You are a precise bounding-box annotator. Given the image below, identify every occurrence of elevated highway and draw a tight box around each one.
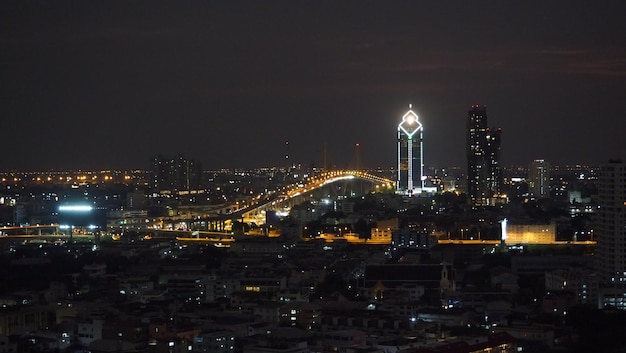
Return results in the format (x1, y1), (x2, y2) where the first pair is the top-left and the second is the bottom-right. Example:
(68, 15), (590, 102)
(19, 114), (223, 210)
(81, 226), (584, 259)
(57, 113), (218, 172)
(169, 169), (395, 231)
(231, 169), (395, 219)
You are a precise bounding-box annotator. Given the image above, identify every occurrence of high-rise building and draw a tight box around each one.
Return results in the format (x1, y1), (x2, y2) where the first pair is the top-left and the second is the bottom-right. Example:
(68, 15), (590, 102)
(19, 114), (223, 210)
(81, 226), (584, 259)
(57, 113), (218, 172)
(149, 154), (203, 193)
(596, 159), (626, 308)
(528, 159), (551, 198)
(397, 105), (424, 195)
(466, 105), (503, 206)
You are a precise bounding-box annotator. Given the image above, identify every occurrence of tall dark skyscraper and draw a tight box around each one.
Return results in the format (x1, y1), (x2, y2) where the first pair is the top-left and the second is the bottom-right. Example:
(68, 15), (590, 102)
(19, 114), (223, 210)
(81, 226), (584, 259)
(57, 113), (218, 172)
(596, 159), (626, 308)
(528, 159), (551, 198)
(466, 105), (502, 206)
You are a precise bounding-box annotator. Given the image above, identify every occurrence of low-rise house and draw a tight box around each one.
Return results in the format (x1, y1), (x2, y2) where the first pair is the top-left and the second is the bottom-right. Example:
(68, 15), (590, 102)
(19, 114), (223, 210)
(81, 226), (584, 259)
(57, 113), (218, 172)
(0, 305), (54, 336)
(242, 327), (314, 353)
(278, 302), (321, 330)
(76, 318), (104, 346)
(253, 302), (282, 325)
(544, 267), (598, 305)
(541, 291), (577, 316)
(193, 330), (236, 353)
(322, 329), (367, 353)
(416, 307), (477, 327)
(362, 263), (455, 302)
(489, 266), (519, 293)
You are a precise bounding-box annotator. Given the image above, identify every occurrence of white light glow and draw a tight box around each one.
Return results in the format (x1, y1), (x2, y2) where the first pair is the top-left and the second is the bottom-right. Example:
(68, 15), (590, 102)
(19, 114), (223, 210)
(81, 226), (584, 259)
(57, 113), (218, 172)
(398, 109), (423, 138)
(59, 205), (93, 212)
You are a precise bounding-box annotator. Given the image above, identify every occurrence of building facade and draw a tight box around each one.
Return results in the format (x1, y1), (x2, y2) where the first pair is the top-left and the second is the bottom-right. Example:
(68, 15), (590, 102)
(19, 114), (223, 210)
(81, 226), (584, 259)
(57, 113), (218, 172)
(504, 222), (556, 244)
(149, 154), (203, 193)
(466, 105), (502, 206)
(596, 159), (626, 308)
(397, 105), (424, 195)
(528, 159), (551, 198)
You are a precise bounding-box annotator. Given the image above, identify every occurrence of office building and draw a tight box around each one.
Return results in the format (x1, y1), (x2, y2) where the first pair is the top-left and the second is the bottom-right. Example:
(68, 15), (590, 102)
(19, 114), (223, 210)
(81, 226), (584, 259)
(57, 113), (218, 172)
(596, 159), (626, 308)
(149, 154), (203, 193)
(528, 159), (551, 198)
(466, 105), (502, 206)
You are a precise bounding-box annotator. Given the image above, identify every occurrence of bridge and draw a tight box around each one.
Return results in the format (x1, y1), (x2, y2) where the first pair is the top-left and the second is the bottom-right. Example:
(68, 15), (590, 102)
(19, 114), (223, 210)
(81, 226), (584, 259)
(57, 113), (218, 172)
(285, 170), (394, 198)
(172, 169), (395, 232)
(0, 224), (63, 236)
(168, 170), (394, 242)
(214, 170), (394, 223)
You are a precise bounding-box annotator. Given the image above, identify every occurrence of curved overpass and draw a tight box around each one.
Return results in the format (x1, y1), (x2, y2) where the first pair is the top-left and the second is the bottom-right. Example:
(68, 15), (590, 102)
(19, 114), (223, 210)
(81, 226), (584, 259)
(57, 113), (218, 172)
(152, 170), (395, 233)
(285, 170), (394, 198)
(235, 170), (395, 218)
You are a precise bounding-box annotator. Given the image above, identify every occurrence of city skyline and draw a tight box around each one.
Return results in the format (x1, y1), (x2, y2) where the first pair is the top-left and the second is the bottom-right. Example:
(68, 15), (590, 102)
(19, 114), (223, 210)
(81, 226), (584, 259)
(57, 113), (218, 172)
(2, 1), (626, 171)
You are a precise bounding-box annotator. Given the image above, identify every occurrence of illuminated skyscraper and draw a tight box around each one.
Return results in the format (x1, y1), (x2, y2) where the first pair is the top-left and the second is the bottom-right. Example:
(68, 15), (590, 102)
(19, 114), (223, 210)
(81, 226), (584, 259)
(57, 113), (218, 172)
(528, 159), (551, 198)
(397, 105), (424, 195)
(466, 105), (502, 206)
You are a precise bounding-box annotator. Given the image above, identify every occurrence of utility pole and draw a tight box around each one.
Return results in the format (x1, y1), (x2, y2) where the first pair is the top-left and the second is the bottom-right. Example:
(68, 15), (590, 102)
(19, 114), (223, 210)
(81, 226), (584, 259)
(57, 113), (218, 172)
(356, 142), (363, 195)
(323, 142), (327, 171)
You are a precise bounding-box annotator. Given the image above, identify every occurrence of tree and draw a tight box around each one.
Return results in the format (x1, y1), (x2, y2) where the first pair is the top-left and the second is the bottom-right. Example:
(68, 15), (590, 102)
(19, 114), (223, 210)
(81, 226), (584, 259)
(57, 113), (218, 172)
(231, 220), (249, 236)
(313, 271), (356, 300)
(353, 218), (372, 239)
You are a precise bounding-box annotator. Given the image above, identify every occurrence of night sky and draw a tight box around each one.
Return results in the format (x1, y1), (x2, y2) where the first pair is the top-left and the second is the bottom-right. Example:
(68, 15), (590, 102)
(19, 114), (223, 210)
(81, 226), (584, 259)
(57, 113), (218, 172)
(2, 1), (626, 171)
